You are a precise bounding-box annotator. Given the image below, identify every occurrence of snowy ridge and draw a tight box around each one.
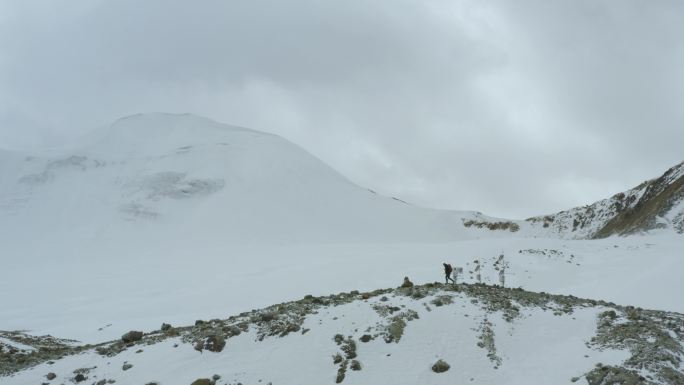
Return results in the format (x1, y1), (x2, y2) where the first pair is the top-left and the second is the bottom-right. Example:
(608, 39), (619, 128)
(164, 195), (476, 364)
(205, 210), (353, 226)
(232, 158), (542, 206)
(526, 161), (684, 239)
(2, 282), (683, 385)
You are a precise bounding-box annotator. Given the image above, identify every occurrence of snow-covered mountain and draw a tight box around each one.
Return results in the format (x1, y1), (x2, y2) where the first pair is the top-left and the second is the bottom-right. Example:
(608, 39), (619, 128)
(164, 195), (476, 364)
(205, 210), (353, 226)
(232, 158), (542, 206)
(526, 161), (684, 239)
(0, 113), (517, 254)
(1, 112), (681, 250)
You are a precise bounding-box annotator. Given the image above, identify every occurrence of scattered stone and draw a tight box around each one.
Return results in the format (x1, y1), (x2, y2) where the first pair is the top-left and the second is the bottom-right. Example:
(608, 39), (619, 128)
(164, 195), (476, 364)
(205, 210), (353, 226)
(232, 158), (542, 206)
(335, 360), (348, 383)
(204, 335), (226, 353)
(97, 380), (107, 385)
(360, 334), (372, 343)
(341, 338), (357, 359)
(224, 325), (242, 337)
(350, 360), (362, 371)
(432, 359), (450, 373)
(190, 379), (212, 385)
(584, 365), (644, 385)
(121, 331), (143, 343)
(122, 363), (133, 371)
(212, 374), (221, 380)
(161, 323), (172, 331)
(258, 312), (278, 322)
(74, 373), (86, 382)
(46, 372), (56, 380)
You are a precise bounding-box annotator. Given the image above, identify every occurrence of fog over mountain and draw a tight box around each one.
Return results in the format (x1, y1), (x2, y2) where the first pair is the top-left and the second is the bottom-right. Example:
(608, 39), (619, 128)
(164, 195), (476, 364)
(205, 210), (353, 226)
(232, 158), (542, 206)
(1, 0), (683, 218)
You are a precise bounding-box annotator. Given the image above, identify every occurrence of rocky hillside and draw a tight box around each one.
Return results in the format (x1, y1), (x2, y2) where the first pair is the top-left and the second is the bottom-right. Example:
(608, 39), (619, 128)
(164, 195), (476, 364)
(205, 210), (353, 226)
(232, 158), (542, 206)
(2, 281), (683, 385)
(526, 161), (684, 239)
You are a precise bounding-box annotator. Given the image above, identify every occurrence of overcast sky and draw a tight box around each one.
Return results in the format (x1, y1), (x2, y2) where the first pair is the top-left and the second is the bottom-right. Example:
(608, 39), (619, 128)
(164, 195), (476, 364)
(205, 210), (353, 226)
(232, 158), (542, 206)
(1, 0), (682, 218)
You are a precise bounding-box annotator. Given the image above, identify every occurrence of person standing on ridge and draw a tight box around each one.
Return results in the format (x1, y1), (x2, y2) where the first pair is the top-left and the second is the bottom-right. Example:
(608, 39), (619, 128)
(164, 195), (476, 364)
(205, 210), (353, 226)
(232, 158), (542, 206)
(443, 263), (454, 284)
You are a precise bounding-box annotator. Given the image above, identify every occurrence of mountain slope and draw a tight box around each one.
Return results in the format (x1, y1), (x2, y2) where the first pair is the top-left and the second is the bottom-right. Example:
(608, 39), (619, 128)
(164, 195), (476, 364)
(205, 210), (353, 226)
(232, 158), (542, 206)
(0, 113), (516, 253)
(526, 161), (684, 239)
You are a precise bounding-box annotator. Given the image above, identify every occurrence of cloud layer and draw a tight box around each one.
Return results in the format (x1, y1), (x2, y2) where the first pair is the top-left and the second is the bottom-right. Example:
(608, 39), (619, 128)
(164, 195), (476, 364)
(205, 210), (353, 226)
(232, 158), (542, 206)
(1, 0), (682, 218)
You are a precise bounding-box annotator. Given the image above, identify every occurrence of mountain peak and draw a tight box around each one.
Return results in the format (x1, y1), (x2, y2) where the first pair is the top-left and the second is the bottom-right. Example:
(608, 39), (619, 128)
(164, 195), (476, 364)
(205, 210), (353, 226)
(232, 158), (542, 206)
(89, 112), (271, 157)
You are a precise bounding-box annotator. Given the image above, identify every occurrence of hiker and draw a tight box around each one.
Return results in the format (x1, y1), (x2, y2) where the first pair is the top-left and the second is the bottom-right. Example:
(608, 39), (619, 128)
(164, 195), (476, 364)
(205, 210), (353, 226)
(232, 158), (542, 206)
(443, 263), (455, 284)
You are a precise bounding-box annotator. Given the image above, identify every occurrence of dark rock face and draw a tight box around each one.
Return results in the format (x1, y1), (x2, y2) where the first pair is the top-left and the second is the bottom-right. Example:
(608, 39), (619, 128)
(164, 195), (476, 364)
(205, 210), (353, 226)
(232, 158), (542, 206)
(190, 379), (212, 385)
(204, 335), (226, 353)
(121, 331), (143, 343)
(74, 373), (86, 382)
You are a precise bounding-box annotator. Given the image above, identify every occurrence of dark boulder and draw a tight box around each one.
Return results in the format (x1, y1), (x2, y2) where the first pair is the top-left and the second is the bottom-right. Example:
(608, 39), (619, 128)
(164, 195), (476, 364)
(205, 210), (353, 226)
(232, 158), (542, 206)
(432, 359), (450, 373)
(121, 331), (143, 343)
(401, 276), (414, 288)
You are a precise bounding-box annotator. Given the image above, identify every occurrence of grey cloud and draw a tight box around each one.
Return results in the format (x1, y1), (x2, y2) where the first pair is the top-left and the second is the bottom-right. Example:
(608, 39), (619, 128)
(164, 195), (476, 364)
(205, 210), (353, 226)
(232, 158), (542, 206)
(0, 0), (682, 218)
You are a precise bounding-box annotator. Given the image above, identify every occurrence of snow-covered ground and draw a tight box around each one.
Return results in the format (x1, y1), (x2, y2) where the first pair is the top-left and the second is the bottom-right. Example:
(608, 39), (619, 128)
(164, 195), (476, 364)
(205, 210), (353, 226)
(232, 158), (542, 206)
(1, 113), (682, 384)
(1, 234), (681, 344)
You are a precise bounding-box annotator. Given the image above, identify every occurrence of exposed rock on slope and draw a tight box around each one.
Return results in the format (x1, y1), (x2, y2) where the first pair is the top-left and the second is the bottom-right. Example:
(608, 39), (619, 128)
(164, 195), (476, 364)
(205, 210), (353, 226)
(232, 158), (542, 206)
(527, 161), (684, 238)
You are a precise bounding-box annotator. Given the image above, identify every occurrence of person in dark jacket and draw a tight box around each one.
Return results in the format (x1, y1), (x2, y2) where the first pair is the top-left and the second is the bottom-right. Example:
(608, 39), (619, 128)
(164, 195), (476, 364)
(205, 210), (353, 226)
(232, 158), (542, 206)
(443, 263), (454, 284)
